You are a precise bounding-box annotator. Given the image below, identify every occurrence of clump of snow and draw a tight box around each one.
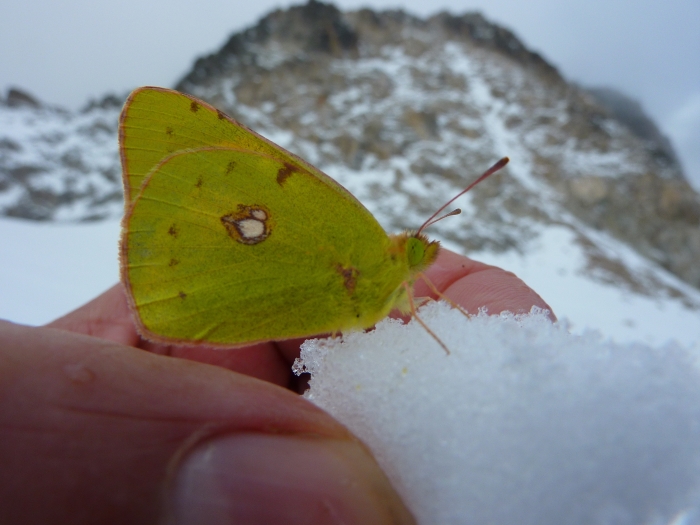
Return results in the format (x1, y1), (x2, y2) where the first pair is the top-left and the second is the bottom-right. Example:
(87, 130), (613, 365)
(294, 302), (700, 525)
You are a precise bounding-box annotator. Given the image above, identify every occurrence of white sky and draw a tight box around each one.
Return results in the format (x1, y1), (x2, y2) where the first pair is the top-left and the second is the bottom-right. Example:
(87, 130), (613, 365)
(0, 0), (699, 186)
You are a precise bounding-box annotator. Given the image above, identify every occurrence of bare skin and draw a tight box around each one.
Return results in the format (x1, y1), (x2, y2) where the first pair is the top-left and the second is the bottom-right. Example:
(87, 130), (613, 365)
(0, 250), (553, 525)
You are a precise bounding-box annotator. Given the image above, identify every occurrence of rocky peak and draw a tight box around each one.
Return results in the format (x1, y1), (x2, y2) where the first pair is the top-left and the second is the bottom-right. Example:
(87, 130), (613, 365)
(2, 88), (42, 109)
(80, 93), (125, 113)
(181, 0), (358, 86)
(1, 1), (698, 297)
(174, 0), (697, 291)
(179, 2), (560, 91)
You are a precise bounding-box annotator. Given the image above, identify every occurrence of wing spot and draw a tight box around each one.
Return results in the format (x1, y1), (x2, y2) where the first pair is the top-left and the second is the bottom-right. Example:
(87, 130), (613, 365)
(221, 205), (272, 245)
(190, 101), (200, 113)
(238, 219), (265, 238)
(276, 163), (298, 186)
(225, 160), (237, 175)
(178, 291), (187, 299)
(195, 176), (203, 188)
(169, 258), (179, 267)
(336, 264), (360, 294)
(216, 109), (226, 120)
(168, 224), (179, 238)
(165, 126), (174, 136)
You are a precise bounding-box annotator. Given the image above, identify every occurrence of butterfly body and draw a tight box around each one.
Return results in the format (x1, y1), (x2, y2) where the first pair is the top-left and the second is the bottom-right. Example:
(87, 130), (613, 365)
(120, 87), (439, 347)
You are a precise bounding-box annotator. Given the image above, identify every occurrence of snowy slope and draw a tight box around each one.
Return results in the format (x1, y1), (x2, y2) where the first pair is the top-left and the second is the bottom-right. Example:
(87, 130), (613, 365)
(472, 225), (700, 348)
(0, 218), (120, 325)
(0, 92), (122, 221)
(1, 3), (698, 347)
(1, 215), (698, 349)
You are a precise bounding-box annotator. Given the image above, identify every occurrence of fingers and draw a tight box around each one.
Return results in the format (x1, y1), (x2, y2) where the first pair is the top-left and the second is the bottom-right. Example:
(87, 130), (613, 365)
(47, 283), (140, 346)
(420, 249), (556, 320)
(0, 320), (415, 525)
(46, 284), (293, 385)
(155, 342), (293, 387)
(45, 248), (554, 386)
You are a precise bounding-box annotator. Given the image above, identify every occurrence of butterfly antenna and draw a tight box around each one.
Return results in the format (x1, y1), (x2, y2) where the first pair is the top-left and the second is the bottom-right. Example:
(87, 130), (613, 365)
(417, 157), (509, 235)
(421, 208), (462, 230)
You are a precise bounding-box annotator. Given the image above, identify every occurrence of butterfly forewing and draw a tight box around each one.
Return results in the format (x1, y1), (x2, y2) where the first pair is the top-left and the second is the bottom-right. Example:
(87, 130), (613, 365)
(119, 87), (361, 207)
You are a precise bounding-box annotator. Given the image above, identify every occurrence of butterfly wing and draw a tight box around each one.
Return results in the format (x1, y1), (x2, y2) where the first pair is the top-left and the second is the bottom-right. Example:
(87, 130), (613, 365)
(120, 88), (411, 346)
(119, 86), (357, 205)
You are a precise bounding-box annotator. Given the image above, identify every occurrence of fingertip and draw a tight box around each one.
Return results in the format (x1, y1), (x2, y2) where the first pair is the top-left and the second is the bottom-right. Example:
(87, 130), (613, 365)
(422, 248), (556, 320)
(417, 248), (495, 298)
(445, 267), (556, 320)
(46, 283), (140, 345)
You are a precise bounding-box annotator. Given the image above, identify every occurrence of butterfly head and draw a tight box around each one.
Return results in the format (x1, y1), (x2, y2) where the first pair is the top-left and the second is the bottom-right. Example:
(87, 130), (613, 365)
(401, 157), (509, 275)
(404, 232), (440, 274)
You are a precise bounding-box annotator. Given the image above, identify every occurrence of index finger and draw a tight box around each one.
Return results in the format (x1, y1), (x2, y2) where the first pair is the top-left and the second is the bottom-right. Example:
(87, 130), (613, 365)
(46, 285), (292, 386)
(417, 249), (556, 320)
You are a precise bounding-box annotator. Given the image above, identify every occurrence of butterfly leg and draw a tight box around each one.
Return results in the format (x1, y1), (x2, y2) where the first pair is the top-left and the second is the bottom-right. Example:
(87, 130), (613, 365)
(404, 282), (450, 355)
(417, 273), (472, 319)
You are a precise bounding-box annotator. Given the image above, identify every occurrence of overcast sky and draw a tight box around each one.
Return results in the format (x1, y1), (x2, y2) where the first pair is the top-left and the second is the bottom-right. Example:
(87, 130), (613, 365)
(1, 0), (698, 187)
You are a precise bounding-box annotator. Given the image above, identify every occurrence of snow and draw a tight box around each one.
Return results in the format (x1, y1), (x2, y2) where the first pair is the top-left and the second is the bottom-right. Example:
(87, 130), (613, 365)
(0, 217), (120, 325)
(0, 101), (121, 221)
(470, 225), (700, 348)
(295, 302), (700, 525)
(1, 214), (698, 352)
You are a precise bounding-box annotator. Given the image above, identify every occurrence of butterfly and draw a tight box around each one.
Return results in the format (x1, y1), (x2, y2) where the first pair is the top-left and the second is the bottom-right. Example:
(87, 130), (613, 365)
(119, 87), (506, 352)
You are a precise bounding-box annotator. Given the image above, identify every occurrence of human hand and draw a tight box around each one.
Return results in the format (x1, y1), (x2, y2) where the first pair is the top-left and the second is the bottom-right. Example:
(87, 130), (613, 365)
(0, 249), (552, 524)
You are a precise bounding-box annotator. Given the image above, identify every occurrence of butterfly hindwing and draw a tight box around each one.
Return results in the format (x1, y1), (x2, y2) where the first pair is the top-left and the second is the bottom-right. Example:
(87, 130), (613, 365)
(122, 147), (408, 345)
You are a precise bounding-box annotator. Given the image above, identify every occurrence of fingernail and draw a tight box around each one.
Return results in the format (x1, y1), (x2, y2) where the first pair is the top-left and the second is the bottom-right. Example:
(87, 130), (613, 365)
(167, 433), (415, 525)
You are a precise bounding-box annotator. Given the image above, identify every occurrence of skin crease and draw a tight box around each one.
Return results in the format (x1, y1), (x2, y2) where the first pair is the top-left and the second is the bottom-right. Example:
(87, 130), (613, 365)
(0, 249), (554, 525)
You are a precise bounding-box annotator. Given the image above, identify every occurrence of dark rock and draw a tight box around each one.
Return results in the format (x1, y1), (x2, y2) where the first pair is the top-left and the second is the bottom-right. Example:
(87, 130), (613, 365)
(4, 88), (41, 109)
(177, 0), (358, 91)
(81, 93), (126, 112)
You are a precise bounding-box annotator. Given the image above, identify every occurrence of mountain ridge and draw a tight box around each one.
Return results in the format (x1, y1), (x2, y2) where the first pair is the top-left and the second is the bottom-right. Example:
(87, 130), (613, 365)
(1, 0), (698, 302)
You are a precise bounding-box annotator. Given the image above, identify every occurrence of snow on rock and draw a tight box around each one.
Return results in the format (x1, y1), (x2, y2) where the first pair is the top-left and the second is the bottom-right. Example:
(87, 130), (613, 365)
(0, 89), (123, 221)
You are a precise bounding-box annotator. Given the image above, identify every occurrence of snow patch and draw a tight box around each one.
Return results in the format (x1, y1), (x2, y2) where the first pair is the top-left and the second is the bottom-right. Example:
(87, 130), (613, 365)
(296, 302), (700, 525)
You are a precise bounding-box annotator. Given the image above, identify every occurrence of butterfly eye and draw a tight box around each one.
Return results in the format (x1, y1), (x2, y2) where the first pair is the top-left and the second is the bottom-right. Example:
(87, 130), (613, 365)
(406, 237), (426, 268)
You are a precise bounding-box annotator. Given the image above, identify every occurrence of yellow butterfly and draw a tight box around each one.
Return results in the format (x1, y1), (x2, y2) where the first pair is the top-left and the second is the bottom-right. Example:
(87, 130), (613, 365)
(119, 87), (505, 351)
